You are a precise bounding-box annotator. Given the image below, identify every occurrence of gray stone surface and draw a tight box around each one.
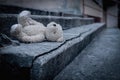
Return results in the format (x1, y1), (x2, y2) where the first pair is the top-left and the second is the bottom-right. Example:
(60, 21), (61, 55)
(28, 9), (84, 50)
(0, 23), (104, 67)
(54, 28), (120, 80)
(0, 4), (82, 17)
(31, 23), (105, 80)
(0, 23), (105, 80)
(0, 0), (81, 15)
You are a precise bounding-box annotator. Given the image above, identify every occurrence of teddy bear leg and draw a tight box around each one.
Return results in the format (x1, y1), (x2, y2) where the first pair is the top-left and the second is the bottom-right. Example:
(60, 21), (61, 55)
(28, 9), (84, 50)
(10, 24), (22, 37)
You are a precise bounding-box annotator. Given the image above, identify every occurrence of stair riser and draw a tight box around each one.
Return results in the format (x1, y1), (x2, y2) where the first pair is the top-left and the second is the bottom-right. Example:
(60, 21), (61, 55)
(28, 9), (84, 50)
(0, 14), (93, 36)
(0, 23), (105, 80)
(31, 24), (105, 80)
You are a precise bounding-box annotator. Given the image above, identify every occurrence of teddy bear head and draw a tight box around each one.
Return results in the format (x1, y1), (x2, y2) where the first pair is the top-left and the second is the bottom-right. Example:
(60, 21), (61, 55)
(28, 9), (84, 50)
(47, 22), (62, 32)
(45, 22), (63, 42)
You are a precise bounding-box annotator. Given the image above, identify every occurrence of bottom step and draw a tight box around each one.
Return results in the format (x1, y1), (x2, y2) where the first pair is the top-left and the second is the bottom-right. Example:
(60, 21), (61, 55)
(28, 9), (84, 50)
(54, 28), (120, 80)
(0, 23), (105, 80)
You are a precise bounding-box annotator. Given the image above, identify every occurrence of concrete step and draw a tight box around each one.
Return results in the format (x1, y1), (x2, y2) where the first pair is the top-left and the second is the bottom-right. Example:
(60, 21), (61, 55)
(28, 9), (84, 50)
(54, 28), (120, 80)
(0, 14), (93, 36)
(0, 4), (82, 17)
(0, 23), (105, 80)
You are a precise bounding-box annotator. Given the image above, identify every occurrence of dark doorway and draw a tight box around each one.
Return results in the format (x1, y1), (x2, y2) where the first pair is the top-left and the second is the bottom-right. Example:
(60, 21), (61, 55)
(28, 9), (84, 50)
(118, 4), (120, 29)
(87, 15), (101, 22)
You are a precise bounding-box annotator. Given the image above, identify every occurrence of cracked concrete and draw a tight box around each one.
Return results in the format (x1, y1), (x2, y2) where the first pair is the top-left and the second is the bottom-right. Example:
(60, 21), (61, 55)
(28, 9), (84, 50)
(0, 23), (104, 67)
(0, 23), (105, 80)
(54, 28), (120, 80)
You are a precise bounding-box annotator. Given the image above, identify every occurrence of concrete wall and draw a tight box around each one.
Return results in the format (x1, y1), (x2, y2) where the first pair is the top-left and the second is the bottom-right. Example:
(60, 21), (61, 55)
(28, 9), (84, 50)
(0, 0), (118, 27)
(106, 5), (118, 27)
(0, 0), (81, 15)
(80, 0), (104, 22)
(80, 0), (118, 27)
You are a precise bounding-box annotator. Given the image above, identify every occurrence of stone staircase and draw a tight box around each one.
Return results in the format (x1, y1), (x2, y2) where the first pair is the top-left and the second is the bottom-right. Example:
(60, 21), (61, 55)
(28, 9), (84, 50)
(0, 13), (105, 80)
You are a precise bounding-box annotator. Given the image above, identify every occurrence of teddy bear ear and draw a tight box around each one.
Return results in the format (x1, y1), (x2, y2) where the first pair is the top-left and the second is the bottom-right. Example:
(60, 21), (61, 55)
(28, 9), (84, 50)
(53, 24), (56, 26)
(47, 22), (55, 27)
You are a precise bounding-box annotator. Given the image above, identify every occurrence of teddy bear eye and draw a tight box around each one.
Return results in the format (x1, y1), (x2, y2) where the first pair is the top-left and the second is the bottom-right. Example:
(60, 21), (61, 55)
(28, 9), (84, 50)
(53, 24), (56, 26)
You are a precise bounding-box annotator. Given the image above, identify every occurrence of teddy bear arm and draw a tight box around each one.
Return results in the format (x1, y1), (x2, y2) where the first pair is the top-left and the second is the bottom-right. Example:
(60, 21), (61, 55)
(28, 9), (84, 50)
(27, 18), (40, 25)
(57, 36), (64, 42)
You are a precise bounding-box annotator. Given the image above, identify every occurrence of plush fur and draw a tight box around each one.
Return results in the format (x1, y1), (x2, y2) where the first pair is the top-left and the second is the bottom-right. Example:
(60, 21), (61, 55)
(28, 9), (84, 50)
(10, 24), (22, 37)
(45, 22), (64, 42)
(10, 24), (46, 42)
(11, 10), (46, 42)
(11, 11), (64, 43)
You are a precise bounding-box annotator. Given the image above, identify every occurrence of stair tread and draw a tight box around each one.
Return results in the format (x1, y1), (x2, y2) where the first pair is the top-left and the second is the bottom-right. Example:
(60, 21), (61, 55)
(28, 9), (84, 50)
(0, 23), (104, 67)
(0, 23), (105, 80)
(54, 28), (120, 80)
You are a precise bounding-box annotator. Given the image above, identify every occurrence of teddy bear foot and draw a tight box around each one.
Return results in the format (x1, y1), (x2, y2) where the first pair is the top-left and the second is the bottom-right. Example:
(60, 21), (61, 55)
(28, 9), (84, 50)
(57, 37), (64, 42)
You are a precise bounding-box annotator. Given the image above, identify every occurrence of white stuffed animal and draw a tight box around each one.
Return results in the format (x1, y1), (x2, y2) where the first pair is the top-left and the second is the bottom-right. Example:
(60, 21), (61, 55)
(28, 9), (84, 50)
(10, 10), (46, 42)
(45, 22), (64, 42)
(11, 11), (64, 43)
(10, 24), (46, 42)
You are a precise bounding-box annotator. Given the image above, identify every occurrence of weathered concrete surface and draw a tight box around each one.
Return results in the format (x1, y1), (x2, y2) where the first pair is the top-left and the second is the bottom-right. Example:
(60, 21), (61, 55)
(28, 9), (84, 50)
(0, 5), (82, 17)
(0, 23), (105, 80)
(0, 0), (81, 15)
(0, 23), (104, 67)
(31, 23), (105, 80)
(0, 14), (93, 36)
(54, 28), (120, 80)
